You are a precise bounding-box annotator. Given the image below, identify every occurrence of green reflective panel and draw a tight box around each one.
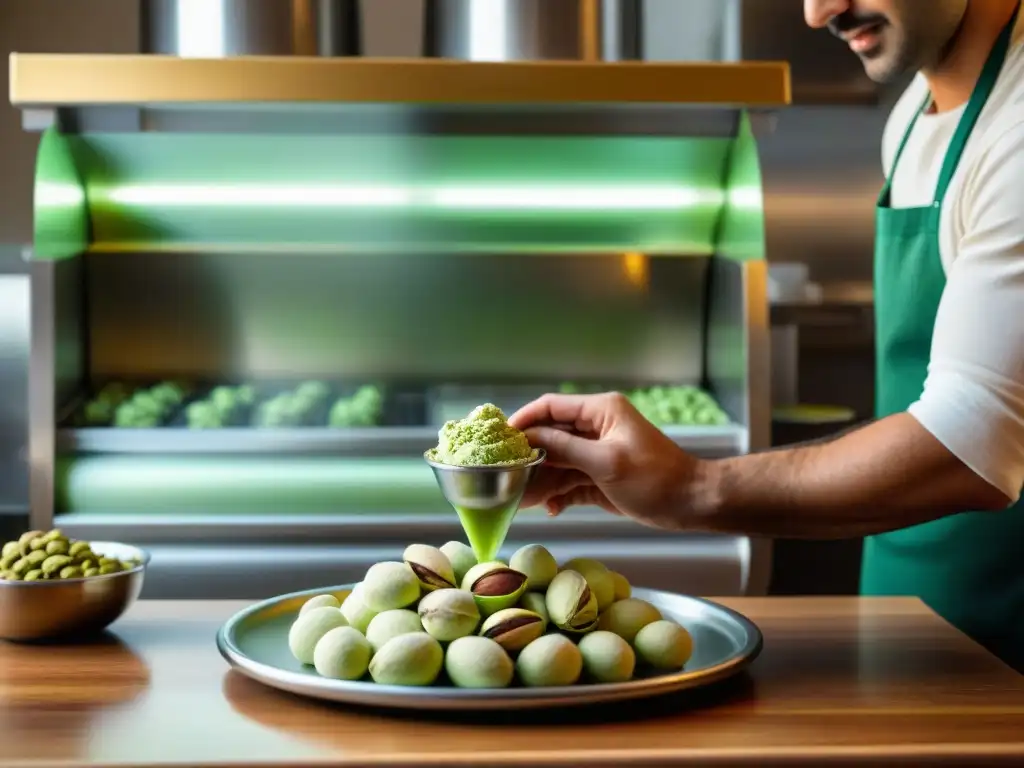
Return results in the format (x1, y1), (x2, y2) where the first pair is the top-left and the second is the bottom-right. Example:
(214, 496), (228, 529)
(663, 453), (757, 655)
(56, 456), (451, 515)
(33, 129), (89, 260)
(716, 113), (766, 262)
(60, 133), (731, 255)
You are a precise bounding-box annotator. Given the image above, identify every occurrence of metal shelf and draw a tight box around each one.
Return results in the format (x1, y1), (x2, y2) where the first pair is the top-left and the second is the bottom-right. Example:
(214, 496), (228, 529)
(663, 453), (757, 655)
(10, 55), (790, 109)
(56, 424), (746, 456)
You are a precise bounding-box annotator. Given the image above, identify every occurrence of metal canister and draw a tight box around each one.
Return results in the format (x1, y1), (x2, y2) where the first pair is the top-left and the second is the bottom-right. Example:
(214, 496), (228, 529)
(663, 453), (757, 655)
(140, 0), (361, 57)
(423, 0), (642, 61)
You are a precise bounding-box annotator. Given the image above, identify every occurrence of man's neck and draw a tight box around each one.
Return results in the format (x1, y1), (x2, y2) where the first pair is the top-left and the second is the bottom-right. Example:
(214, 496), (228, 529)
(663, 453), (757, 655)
(923, 0), (1018, 113)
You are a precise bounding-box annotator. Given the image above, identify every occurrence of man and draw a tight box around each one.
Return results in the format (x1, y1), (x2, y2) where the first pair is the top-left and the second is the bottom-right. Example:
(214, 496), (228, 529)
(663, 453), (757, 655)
(511, 0), (1024, 671)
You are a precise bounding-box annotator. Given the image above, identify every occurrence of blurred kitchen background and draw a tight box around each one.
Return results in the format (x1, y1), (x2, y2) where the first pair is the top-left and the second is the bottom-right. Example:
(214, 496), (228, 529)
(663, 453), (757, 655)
(0, 0), (905, 596)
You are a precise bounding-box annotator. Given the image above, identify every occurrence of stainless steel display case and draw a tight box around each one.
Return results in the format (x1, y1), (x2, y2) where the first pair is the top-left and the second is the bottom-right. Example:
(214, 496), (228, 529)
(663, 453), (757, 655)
(9, 31), (787, 599)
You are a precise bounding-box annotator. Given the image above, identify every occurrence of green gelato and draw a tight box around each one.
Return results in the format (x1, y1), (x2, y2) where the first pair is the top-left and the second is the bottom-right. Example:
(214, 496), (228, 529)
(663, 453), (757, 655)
(428, 403), (539, 467)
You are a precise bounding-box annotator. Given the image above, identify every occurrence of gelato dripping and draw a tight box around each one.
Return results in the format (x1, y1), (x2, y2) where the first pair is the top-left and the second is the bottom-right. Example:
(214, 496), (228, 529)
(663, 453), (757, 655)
(428, 403), (539, 467)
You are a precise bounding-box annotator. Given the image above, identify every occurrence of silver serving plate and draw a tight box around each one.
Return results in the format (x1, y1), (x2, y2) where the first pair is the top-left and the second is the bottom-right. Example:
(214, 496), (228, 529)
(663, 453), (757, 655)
(0, 541), (149, 642)
(217, 584), (762, 711)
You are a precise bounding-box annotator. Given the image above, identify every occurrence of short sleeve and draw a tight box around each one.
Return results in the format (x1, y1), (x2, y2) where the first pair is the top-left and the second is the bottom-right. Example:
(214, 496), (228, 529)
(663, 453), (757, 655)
(907, 119), (1024, 501)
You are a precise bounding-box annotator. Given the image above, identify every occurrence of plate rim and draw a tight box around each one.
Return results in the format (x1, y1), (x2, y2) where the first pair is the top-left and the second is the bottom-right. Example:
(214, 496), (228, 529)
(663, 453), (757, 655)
(217, 583), (763, 710)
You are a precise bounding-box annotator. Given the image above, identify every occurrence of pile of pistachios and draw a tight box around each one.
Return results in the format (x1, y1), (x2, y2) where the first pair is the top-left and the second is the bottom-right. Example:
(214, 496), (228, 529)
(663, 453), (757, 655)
(0, 529), (141, 582)
(288, 543), (694, 688)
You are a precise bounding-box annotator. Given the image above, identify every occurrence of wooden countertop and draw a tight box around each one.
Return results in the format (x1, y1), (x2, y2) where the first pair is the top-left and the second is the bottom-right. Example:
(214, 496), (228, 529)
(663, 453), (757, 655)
(1, 597), (1022, 767)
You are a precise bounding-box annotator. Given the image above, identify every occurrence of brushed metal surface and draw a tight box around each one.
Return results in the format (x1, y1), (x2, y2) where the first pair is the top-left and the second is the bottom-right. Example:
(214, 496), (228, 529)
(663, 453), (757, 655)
(0, 267), (29, 519)
(56, 424), (746, 456)
(140, 0), (361, 57)
(84, 252), (709, 382)
(217, 584), (762, 709)
(0, 541), (148, 641)
(52, 515), (751, 599)
(424, 0), (641, 62)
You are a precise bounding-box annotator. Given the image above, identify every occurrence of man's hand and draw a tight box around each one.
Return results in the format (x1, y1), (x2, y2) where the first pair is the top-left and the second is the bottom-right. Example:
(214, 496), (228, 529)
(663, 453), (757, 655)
(512, 393), (1012, 540)
(508, 392), (701, 530)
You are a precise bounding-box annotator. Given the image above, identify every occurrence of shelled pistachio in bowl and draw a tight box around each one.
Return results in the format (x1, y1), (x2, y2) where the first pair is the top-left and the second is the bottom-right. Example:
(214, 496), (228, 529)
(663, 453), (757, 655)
(0, 530), (148, 641)
(287, 543), (694, 689)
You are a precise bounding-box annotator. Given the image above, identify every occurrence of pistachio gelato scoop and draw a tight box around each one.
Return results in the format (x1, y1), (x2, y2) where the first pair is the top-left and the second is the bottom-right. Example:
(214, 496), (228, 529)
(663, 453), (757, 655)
(428, 403), (539, 467)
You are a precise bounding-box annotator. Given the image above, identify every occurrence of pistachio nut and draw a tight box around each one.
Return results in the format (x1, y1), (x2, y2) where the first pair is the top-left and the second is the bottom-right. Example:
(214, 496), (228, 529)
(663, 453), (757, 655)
(68, 541), (92, 559)
(461, 561), (528, 617)
(24, 569), (44, 581)
(368, 632), (444, 686)
(0, 553), (18, 572)
(515, 633), (583, 687)
(1, 541), (19, 560)
(299, 594), (341, 616)
(479, 608), (544, 653)
(402, 543), (456, 591)
(509, 544), (558, 590)
(609, 571), (632, 602)
(313, 626), (371, 681)
(439, 540), (477, 585)
(24, 550), (47, 568)
(59, 565), (83, 580)
(365, 609), (424, 654)
(561, 558), (615, 611)
(17, 531), (44, 557)
(445, 636), (514, 689)
(288, 606), (348, 665)
(545, 569), (599, 634)
(42, 555), (73, 577)
(634, 620), (693, 670)
(518, 591), (550, 632)
(362, 561), (422, 612)
(418, 588), (480, 642)
(340, 583), (378, 633)
(578, 630), (636, 683)
(45, 539), (69, 556)
(596, 597), (662, 644)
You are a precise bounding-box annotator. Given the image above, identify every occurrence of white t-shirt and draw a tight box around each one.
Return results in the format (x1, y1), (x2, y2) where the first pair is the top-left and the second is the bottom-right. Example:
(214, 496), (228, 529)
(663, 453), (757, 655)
(884, 16), (1024, 501)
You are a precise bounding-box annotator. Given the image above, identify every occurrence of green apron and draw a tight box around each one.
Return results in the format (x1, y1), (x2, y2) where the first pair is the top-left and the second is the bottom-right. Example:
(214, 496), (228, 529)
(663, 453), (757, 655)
(861, 2), (1024, 672)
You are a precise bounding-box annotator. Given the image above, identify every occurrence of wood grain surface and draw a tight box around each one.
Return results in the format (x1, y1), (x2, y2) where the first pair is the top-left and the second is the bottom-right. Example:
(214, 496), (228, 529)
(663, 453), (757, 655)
(0, 597), (1022, 767)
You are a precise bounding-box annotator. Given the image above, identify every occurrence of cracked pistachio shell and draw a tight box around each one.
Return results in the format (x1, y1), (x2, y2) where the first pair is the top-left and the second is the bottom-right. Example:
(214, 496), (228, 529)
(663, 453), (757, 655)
(313, 626), (371, 680)
(365, 609), (424, 653)
(299, 594), (342, 616)
(402, 543), (456, 591)
(461, 562), (528, 617)
(479, 608), (544, 653)
(288, 606), (348, 665)
(439, 541), (478, 585)
(518, 592), (550, 632)
(515, 634), (583, 687)
(368, 632), (443, 686)
(340, 584), (378, 633)
(578, 630), (636, 683)
(509, 544), (558, 590)
(561, 558), (615, 611)
(545, 570), (599, 633)
(418, 588), (480, 642)
(596, 598), (663, 644)
(362, 561), (421, 612)
(634, 620), (693, 670)
(445, 636), (514, 689)
(609, 571), (632, 602)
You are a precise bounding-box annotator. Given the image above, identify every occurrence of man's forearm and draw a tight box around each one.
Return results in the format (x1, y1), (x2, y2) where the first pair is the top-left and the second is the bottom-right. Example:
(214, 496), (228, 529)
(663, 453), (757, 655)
(686, 413), (1012, 539)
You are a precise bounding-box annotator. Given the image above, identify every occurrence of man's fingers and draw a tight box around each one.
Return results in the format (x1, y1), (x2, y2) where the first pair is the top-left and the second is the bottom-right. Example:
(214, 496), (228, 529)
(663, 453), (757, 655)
(509, 393), (620, 435)
(520, 467), (591, 509)
(524, 425), (610, 477)
(545, 486), (620, 517)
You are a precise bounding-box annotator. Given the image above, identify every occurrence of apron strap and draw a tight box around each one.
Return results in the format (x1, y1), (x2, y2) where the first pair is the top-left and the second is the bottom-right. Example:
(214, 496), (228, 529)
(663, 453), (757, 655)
(878, 2), (1021, 209)
(933, 2), (1021, 205)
